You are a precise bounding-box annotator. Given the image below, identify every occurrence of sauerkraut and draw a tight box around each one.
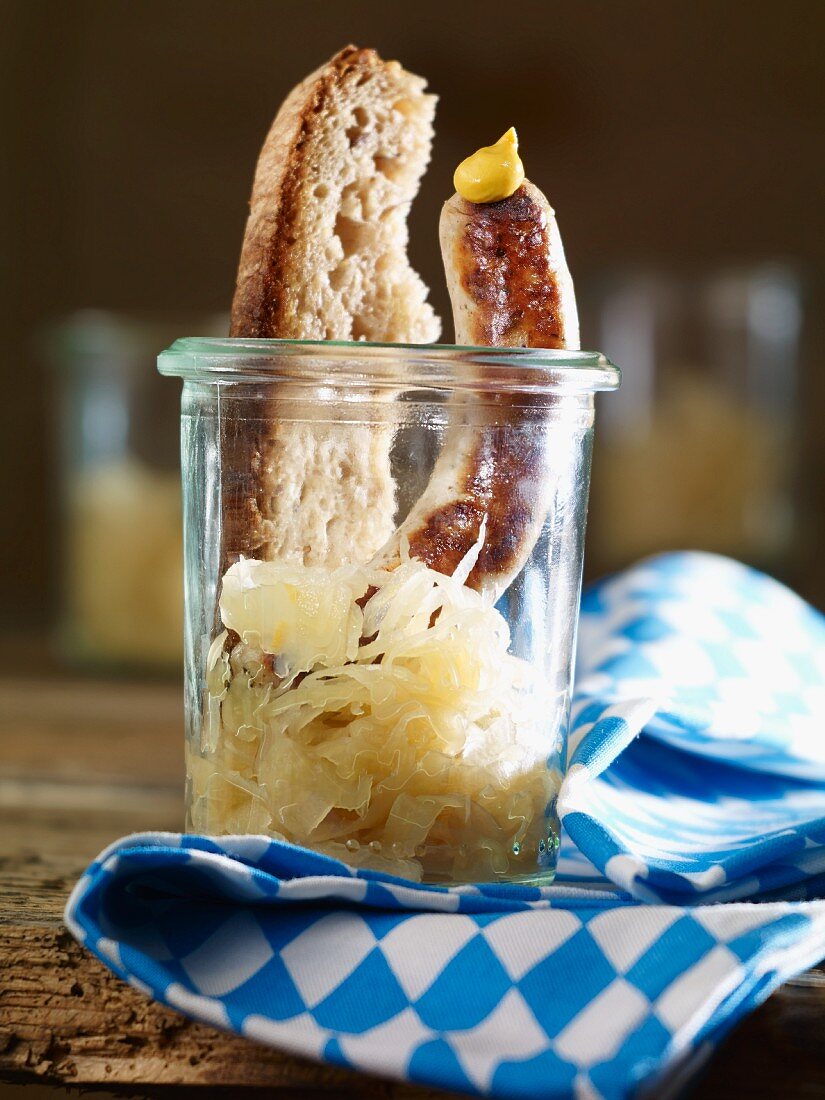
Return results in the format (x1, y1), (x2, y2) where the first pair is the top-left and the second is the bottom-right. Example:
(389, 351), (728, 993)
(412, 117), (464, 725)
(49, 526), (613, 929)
(189, 542), (560, 882)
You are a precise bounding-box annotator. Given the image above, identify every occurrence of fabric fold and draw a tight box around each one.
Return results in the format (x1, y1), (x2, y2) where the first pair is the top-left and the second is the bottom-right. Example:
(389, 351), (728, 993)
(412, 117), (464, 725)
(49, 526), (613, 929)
(65, 832), (825, 1100)
(559, 554), (825, 905)
(64, 554), (825, 1098)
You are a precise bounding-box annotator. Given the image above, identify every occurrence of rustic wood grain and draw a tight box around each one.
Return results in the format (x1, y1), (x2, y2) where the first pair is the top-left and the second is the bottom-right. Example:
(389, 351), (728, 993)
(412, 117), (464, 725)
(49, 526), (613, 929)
(0, 676), (449, 1097)
(0, 672), (823, 1098)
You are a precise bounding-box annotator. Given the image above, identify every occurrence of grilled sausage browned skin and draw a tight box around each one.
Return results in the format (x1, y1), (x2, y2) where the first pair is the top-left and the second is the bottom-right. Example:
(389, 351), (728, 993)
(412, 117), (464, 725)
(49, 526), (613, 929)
(372, 181), (579, 598)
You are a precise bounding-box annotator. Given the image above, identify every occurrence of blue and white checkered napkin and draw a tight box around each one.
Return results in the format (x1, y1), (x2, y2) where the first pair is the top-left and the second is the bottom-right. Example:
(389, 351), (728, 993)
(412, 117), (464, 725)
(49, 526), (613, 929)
(66, 553), (825, 1099)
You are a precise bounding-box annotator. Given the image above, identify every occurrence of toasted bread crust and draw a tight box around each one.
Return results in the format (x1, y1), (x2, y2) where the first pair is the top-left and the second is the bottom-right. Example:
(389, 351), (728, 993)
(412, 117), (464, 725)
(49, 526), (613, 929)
(231, 46), (435, 339)
(231, 47), (374, 337)
(222, 47), (437, 573)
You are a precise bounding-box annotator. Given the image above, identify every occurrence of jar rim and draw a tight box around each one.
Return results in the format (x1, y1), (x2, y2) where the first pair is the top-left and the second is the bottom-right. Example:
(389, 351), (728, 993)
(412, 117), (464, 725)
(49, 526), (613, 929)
(158, 337), (620, 395)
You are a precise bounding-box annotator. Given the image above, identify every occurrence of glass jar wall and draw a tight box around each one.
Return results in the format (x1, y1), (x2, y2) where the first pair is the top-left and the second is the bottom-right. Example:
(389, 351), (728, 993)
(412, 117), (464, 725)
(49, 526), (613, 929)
(159, 339), (619, 884)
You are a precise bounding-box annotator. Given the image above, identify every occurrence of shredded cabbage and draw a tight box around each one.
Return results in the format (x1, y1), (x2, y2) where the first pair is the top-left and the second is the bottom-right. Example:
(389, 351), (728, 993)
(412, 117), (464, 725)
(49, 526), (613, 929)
(189, 545), (559, 882)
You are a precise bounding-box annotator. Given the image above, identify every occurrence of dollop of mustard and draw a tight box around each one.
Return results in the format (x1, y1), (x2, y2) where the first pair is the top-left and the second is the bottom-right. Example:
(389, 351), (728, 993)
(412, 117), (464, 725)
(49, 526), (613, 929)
(453, 127), (525, 204)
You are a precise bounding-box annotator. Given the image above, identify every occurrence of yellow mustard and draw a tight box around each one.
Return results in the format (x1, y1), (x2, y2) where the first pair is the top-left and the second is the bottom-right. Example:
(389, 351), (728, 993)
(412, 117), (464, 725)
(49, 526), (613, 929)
(453, 127), (525, 204)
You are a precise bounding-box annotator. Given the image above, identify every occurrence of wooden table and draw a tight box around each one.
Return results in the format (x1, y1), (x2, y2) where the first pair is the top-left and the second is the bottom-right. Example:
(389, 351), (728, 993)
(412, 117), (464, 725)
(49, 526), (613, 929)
(1, 670), (823, 1098)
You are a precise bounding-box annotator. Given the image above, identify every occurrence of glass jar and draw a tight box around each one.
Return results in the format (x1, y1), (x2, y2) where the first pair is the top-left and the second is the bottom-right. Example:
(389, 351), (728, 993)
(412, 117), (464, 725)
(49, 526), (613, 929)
(582, 266), (803, 581)
(46, 310), (225, 671)
(159, 339), (619, 884)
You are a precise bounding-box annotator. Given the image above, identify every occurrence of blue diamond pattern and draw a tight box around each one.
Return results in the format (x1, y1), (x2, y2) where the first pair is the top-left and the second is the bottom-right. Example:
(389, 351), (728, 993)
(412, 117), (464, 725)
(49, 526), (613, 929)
(312, 948), (408, 1032)
(415, 935), (511, 1030)
(624, 917), (717, 999)
(63, 553), (825, 1100)
(519, 928), (619, 1036)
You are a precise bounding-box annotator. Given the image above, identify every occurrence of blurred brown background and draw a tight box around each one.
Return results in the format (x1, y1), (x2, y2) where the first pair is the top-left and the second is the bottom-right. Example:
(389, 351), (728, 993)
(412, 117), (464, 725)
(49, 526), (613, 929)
(2, 0), (824, 639)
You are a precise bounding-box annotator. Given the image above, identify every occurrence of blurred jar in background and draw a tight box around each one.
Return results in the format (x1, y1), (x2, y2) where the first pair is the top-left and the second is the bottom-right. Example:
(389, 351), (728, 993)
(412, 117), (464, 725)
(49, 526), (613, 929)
(46, 312), (226, 671)
(583, 266), (803, 579)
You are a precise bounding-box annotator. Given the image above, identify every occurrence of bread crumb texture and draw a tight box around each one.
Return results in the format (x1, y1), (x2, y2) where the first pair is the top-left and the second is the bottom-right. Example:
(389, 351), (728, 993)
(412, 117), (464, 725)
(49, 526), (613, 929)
(231, 46), (440, 343)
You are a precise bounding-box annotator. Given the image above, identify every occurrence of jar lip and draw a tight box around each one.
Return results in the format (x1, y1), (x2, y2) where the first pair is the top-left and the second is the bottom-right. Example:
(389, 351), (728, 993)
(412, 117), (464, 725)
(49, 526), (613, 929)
(158, 337), (620, 394)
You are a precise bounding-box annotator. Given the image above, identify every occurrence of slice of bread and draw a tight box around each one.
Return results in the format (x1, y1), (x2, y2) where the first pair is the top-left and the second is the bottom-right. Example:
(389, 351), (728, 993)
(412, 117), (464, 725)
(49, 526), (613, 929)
(230, 46), (439, 341)
(223, 47), (439, 571)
